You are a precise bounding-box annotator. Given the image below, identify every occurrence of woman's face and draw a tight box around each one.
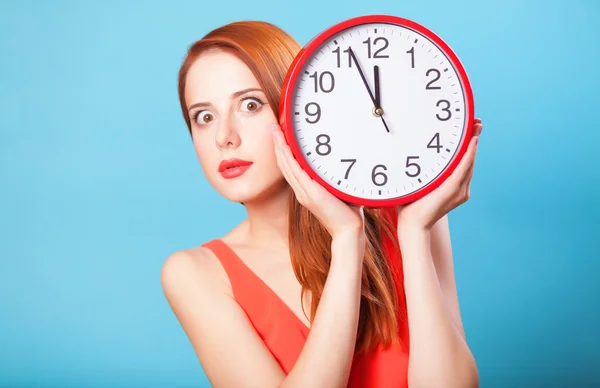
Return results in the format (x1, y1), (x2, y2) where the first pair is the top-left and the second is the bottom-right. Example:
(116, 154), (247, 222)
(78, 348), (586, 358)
(184, 49), (287, 204)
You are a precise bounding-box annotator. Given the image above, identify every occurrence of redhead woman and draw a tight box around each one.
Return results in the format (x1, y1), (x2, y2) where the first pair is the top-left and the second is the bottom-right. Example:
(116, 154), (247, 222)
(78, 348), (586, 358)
(161, 20), (483, 388)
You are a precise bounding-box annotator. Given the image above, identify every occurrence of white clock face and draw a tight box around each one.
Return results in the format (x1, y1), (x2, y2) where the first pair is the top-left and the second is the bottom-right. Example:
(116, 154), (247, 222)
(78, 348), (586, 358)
(289, 21), (470, 203)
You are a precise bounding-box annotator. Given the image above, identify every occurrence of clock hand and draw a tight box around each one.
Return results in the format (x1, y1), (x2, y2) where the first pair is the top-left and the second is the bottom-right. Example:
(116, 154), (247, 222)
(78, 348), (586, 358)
(378, 111), (390, 133)
(372, 65), (391, 133)
(347, 47), (390, 133)
(348, 47), (376, 107)
(374, 65), (381, 109)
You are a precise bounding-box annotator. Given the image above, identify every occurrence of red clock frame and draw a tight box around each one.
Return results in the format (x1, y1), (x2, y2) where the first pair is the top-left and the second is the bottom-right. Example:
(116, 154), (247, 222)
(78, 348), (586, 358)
(279, 14), (474, 208)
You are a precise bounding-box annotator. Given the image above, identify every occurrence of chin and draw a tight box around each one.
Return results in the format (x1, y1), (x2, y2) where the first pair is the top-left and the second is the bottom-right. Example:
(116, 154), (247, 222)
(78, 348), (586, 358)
(216, 175), (288, 205)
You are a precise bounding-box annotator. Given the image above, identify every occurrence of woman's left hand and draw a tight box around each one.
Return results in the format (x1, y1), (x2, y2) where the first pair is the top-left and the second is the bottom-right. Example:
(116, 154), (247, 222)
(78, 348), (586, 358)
(396, 118), (483, 232)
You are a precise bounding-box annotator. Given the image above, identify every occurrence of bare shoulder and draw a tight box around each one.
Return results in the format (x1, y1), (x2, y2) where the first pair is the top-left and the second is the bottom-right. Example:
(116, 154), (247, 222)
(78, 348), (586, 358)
(161, 221), (248, 299)
(159, 242), (285, 387)
(161, 246), (207, 281)
(160, 244), (231, 299)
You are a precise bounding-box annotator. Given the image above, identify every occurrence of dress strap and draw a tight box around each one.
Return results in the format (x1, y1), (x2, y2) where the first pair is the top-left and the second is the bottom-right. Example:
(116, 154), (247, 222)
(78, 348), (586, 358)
(202, 238), (311, 333)
(202, 239), (256, 299)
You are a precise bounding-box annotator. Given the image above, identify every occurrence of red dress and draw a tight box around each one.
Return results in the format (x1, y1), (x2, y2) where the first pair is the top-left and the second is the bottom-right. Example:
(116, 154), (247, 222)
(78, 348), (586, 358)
(202, 212), (410, 387)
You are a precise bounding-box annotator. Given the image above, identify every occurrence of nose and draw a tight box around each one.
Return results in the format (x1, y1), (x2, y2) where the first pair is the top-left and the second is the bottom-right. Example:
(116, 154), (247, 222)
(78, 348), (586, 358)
(215, 112), (241, 149)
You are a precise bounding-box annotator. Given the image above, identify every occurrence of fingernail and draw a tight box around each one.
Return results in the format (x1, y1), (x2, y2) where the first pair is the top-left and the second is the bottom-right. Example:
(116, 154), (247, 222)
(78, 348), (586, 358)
(270, 123), (276, 136)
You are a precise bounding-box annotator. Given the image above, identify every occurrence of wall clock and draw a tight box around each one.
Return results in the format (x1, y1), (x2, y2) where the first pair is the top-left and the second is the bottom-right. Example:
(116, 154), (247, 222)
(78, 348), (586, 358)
(279, 14), (475, 207)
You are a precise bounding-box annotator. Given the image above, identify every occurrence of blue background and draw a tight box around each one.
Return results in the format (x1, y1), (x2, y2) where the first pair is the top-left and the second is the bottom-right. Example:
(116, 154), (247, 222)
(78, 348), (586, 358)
(1, 0), (598, 387)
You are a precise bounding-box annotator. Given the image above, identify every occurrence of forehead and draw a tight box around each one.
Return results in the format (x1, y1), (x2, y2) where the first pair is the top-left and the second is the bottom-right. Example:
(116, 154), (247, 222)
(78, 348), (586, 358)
(184, 49), (261, 106)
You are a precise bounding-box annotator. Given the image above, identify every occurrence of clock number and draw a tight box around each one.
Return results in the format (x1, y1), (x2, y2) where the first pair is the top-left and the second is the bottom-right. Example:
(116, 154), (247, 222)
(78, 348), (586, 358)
(304, 102), (321, 124)
(363, 37), (389, 59)
(425, 68), (441, 90)
(316, 134), (331, 156)
(371, 164), (388, 186)
(427, 133), (443, 153)
(332, 47), (352, 68)
(309, 71), (335, 93)
(436, 100), (452, 121)
(406, 47), (415, 68)
(405, 156), (421, 177)
(341, 159), (356, 179)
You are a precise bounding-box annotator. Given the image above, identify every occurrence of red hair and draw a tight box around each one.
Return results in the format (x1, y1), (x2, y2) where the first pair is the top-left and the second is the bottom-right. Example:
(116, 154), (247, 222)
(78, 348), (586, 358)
(177, 21), (406, 354)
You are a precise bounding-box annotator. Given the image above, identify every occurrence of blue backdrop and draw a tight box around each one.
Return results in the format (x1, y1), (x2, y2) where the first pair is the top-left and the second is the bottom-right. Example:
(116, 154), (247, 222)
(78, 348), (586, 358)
(1, 0), (598, 387)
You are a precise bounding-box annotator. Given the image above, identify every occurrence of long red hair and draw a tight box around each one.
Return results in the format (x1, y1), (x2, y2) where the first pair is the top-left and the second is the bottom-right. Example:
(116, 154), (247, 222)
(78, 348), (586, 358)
(177, 21), (406, 354)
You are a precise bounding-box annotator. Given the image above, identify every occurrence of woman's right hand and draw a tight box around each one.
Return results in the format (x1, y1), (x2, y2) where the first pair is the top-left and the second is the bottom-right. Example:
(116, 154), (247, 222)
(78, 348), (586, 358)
(271, 123), (365, 241)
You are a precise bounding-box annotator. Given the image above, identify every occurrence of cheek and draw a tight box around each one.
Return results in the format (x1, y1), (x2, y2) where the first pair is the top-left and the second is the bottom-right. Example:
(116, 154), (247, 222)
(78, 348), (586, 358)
(246, 128), (280, 173)
(262, 141), (287, 183)
(260, 131), (277, 161)
(192, 134), (217, 174)
(257, 128), (278, 164)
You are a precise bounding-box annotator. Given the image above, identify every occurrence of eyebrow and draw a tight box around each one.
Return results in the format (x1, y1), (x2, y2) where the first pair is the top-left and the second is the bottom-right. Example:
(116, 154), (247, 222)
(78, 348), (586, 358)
(187, 87), (264, 113)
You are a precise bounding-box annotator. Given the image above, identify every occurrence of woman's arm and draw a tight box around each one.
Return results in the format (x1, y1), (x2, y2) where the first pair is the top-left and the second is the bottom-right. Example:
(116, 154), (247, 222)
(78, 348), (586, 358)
(396, 118), (484, 387)
(161, 249), (285, 387)
(283, 230), (365, 388)
(161, 229), (365, 388)
(429, 215), (467, 340)
(399, 221), (479, 388)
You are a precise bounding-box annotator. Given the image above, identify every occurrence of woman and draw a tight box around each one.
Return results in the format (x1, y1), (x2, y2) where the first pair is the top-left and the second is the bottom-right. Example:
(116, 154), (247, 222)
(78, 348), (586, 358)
(161, 20), (482, 388)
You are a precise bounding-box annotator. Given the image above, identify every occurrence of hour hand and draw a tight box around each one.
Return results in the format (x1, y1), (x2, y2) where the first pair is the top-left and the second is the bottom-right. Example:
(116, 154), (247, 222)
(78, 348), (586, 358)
(374, 65), (381, 109)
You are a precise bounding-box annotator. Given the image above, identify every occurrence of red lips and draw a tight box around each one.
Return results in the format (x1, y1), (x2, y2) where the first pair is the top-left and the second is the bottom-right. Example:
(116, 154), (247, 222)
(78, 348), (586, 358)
(218, 158), (253, 172)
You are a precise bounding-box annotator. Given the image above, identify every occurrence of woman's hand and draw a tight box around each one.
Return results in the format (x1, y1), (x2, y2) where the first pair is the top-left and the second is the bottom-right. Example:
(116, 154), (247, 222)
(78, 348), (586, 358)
(270, 123), (365, 241)
(396, 118), (484, 232)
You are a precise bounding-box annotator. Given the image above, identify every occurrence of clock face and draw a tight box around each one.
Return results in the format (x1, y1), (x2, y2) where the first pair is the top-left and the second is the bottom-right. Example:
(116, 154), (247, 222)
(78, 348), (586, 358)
(280, 15), (474, 207)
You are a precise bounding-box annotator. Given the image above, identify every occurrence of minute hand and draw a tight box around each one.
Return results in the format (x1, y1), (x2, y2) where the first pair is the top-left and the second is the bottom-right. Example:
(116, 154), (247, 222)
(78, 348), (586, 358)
(347, 47), (390, 133)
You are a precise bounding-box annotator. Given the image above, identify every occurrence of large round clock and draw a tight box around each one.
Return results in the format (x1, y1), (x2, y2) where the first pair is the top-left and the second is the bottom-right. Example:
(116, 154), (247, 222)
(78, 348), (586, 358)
(279, 14), (475, 207)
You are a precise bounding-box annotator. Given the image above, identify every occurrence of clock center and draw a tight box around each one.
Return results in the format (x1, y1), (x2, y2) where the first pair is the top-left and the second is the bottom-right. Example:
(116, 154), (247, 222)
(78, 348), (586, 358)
(372, 107), (384, 117)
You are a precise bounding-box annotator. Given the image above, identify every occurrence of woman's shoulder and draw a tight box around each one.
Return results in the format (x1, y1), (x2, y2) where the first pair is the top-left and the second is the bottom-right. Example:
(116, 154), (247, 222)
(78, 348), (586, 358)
(161, 221), (246, 289)
(161, 244), (214, 273)
(160, 239), (234, 301)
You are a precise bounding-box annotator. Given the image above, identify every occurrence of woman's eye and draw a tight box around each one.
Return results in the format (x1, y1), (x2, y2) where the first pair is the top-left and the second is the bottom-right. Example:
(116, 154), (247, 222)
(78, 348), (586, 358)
(194, 111), (214, 124)
(241, 97), (263, 112)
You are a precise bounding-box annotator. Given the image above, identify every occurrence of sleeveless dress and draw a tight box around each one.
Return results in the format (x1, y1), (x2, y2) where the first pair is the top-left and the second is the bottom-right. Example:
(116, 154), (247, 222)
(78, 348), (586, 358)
(202, 210), (410, 387)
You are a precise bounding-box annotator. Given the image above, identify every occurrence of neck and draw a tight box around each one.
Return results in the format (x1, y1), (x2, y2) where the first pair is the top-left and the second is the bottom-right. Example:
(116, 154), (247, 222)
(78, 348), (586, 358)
(242, 185), (291, 249)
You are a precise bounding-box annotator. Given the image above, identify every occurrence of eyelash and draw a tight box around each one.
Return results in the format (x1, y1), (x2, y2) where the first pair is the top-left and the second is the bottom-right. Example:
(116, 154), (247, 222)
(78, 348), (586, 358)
(192, 96), (266, 124)
(240, 96), (266, 113)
